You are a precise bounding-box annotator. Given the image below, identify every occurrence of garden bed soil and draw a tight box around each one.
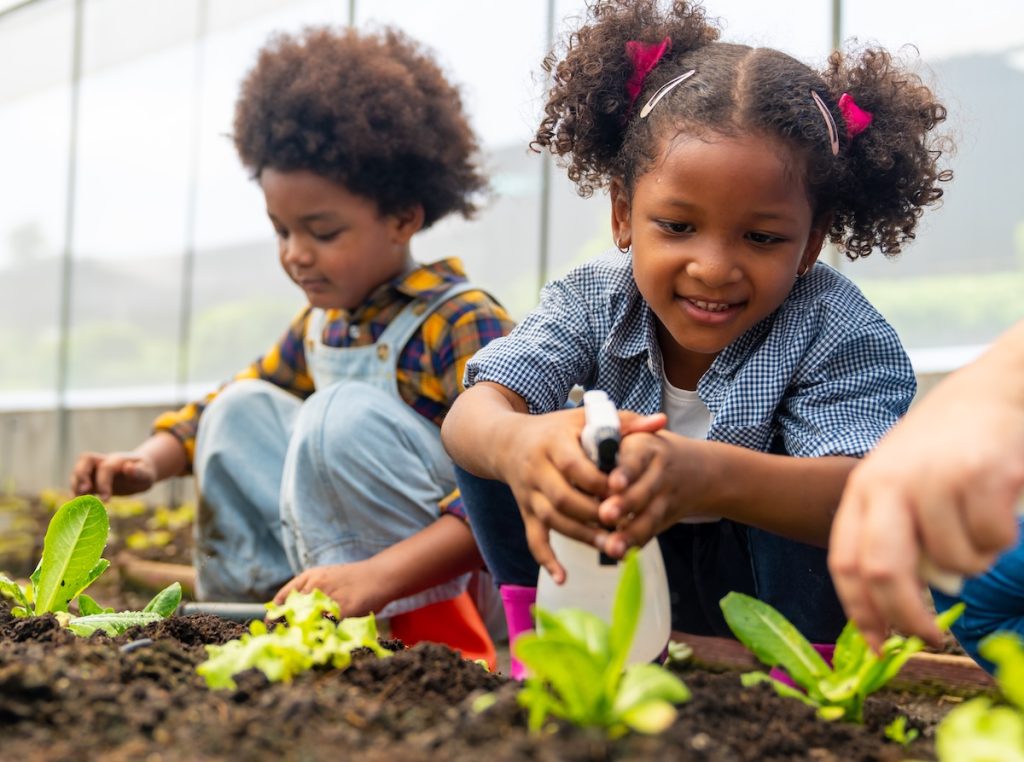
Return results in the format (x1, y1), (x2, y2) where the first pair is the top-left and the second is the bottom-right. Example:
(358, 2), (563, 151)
(0, 494), (992, 760)
(2, 597), (962, 762)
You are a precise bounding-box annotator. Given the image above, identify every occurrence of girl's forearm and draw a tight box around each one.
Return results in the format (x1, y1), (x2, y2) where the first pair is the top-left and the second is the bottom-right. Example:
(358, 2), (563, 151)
(441, 382), (528, 480)
(704, 443), (858, 547)
(370, 514), (483, 602)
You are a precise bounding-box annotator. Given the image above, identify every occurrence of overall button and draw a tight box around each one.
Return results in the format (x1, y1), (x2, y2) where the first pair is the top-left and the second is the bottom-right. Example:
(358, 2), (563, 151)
(412, 301), (427, 316)
(377, 344), (390, 361)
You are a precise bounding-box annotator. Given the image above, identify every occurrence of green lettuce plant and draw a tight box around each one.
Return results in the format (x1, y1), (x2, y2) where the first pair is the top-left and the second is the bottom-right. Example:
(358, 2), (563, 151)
(884, 715), (919, 746)
(0, 494), (180, 635)
(936, 632), (1024, 762)
(514, 549), (691, 737)
(720, 591), (963, 722)
(197, 589), (390, 690)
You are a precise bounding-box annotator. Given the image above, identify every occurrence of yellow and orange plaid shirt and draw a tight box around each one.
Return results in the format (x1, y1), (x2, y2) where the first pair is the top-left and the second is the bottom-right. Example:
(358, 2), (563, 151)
(153, 257), (513, 518)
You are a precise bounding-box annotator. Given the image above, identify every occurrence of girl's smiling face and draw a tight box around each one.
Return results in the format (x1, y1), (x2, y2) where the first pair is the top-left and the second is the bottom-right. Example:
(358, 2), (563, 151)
(613, 131), (827, 390)
(261, 168), (421, 311)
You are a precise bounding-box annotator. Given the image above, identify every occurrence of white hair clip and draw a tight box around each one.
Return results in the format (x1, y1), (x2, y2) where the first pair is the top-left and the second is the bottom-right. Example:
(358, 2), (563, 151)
(639, 69), (697, 119)
(810, 90), (840, 156)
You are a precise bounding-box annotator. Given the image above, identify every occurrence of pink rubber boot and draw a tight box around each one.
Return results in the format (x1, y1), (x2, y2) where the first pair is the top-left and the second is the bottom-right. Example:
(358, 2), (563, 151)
(499, 584), (537, 680)
(769, 643), (836, 689)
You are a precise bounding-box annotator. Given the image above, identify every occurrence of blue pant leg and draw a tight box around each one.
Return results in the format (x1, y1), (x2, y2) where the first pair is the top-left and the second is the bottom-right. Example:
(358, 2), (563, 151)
(747, 528), (847, 643)
(932, 518), (1024, 673)
(279, 380), (468, 618)
(193, 379), (297, 602)
(454, 466), (538, 587)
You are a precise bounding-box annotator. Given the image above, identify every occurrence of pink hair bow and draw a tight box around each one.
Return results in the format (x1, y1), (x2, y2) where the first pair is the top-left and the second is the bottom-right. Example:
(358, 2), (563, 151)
(838, 93), (873, 139)
(625, 37), (672, 111)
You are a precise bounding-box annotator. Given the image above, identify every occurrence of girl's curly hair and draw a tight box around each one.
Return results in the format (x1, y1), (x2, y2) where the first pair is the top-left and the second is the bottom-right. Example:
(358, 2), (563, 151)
(233, 26), (487, 229)
(533, 0), (953, 258)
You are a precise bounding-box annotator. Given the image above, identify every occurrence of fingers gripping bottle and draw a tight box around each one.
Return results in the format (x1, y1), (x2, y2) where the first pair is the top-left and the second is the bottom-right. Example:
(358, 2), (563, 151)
(535, 390), (672, 665)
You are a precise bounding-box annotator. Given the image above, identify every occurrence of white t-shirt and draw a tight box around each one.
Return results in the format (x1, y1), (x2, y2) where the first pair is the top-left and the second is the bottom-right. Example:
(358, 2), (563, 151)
(662, 374), (719, 523)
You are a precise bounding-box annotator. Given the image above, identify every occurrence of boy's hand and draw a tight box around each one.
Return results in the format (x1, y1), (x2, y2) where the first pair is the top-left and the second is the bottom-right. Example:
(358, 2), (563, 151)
(273, 559), (390, 618)
(71, 451), (158, 500)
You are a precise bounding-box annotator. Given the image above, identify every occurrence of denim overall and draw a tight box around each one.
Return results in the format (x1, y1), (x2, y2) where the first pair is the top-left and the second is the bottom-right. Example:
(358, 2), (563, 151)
(193, 282), (476, 618)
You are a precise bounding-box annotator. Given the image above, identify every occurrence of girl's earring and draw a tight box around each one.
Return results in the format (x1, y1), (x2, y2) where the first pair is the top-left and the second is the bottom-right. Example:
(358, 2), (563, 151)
(616, 238), (631, 254)
(796, 264), (809, 278)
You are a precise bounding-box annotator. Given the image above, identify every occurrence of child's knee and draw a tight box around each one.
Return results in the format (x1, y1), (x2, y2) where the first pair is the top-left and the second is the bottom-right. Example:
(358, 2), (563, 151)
(297, 381), (409, 443)
(200, 377), (278, 431)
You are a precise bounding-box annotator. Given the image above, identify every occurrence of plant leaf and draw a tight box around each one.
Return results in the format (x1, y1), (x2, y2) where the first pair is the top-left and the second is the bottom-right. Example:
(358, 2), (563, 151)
(608, 549), (642, 667)
(33, 495), (110, 614)
(0, 574), (30, 610)
(935, 601), (965, 632)
(142, 582), (182, 617)
(980, 632), (1024, 712)
(720, 592), (830, 697)
(515, 636), (606, 723)
(936, 697), (1024, 762)
(740, 670), (821, 708)
(613, 662), (690, 717)
(831, 620), (868, 676)
(67, 611), (164, 636)
(76, 593), (113, 616)
(619, 698), (679, 735)
(536, 607), (610, 660)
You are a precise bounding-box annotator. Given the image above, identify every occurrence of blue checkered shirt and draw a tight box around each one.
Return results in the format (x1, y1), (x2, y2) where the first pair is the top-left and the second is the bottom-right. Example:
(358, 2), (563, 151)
(465, 250), (915, 457)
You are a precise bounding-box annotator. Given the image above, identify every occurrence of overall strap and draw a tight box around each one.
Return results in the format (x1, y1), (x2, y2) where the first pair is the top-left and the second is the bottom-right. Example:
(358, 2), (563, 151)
(373, 281), (483, 371)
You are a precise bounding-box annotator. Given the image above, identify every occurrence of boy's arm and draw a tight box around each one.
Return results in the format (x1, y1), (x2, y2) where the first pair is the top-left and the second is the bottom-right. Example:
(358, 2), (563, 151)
(272, 514), (481, 616)
(71, 430), (188, 499)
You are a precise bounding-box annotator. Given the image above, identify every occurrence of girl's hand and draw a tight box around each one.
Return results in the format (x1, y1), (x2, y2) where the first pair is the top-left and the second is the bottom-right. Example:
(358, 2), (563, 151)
(501, 407), (613, 583)
(273, 559), (390, 618)
(596, 428), (708, 557)
(71, 451), (159, 500)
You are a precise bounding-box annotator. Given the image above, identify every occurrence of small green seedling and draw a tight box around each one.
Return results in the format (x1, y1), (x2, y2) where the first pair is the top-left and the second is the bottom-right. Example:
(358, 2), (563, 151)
(514, 549), (690, 738)
(197, 589), (390, 690)
(884, 715), (919, 746)
(720, 591), (963, 723)
(935, 632), (1024, 762)
(0, 494), (181, 635)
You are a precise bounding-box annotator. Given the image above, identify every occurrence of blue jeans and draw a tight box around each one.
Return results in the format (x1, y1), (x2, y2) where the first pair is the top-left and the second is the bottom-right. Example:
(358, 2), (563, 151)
(193, 379), (469, 615)
(456, 466), (845, 642)
(932, 517), (1024, 673)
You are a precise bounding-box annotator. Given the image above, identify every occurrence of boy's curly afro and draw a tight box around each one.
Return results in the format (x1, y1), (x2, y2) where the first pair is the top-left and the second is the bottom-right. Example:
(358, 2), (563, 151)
(233, 26), (487, 229)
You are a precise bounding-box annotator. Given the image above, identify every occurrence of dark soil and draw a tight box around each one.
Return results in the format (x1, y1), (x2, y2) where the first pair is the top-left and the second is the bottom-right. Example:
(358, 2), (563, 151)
(0, 597), (951, 762)
(0, 495), (968, 760)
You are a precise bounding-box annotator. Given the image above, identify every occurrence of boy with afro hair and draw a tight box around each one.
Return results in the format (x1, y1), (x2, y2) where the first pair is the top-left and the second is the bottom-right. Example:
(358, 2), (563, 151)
(71, 26), (513, 647)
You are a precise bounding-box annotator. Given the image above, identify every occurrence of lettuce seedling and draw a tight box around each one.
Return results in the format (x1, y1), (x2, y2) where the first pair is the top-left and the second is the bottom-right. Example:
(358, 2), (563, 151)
(197, 589), (390, 690)
(0, 494), (181, 635)
(884, 715), (919, 746)
(936, 632), (1024, 762)
(0, 494), (110, 616)
(720, 591), (963, 723)
(514, 549), (691, 737)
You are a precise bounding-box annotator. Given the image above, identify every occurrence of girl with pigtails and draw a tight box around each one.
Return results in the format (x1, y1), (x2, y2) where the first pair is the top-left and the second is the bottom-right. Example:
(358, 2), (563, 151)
(442, 0), (952, 677)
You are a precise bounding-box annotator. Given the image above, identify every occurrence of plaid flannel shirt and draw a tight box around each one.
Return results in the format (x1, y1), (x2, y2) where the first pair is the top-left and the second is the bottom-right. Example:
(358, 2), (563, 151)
(465, 249), (915, 457)
(155, 257), (513, 518)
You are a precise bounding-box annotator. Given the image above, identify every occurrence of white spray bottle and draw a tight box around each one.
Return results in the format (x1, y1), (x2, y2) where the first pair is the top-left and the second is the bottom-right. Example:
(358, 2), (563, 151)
(535, 390), (672, 665)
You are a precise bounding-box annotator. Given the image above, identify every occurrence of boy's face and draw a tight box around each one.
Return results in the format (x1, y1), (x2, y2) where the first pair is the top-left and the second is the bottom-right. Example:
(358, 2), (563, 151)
(261, 168), (421, 311)
(612, 131), (826, 390)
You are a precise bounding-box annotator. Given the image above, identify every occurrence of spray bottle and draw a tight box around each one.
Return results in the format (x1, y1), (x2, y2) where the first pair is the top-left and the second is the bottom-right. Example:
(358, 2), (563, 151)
(535, 390), (672, 665)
